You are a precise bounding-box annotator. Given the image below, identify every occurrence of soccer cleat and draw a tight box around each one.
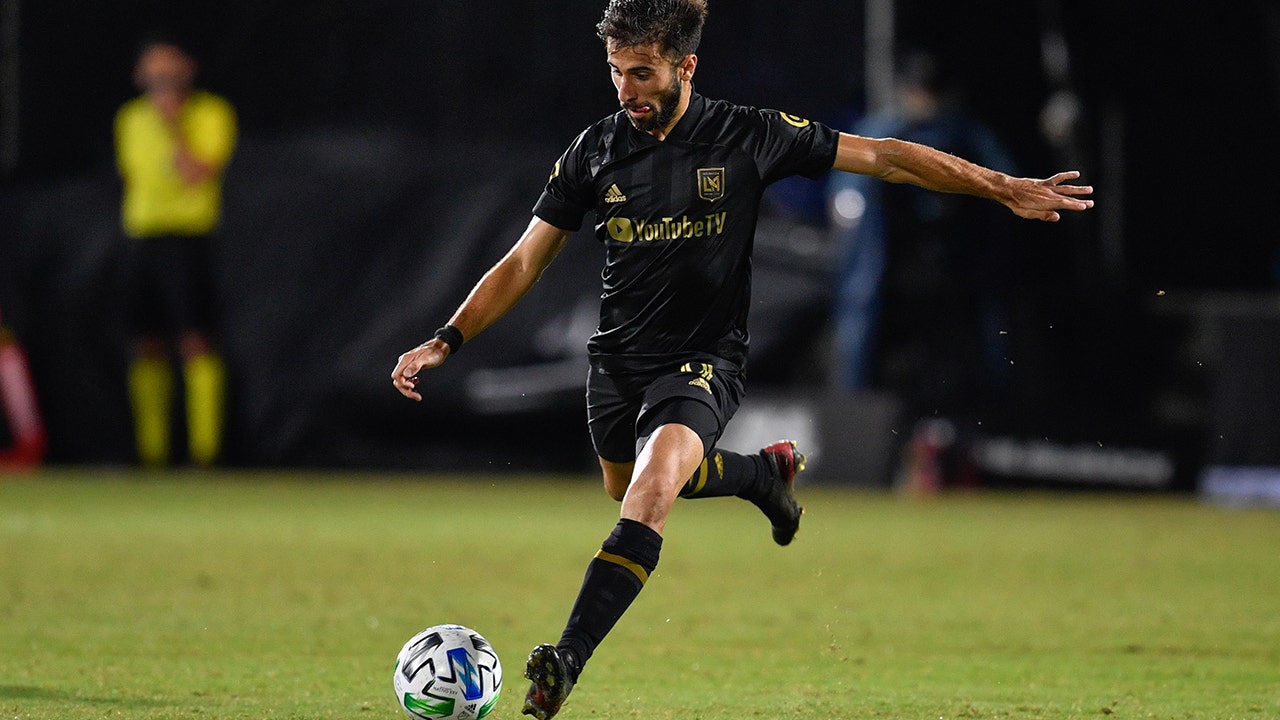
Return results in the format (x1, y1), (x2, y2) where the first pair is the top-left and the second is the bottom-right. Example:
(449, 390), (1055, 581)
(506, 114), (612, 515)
(522, 644), (576, 720)
(758, 440), (806, 546)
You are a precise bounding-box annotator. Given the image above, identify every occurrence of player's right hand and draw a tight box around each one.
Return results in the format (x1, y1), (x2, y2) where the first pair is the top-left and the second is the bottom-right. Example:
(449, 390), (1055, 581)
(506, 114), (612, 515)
(391, 340), (450, 401)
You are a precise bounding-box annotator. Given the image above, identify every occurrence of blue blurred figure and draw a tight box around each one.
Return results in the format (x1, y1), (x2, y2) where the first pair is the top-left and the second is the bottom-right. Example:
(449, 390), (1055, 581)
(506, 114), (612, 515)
(827, 52), (1018, 416)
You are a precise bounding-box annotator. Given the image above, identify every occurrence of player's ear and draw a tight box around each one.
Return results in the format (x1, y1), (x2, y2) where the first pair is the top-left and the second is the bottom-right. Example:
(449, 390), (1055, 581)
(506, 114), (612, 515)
(680, 53), (697, 82)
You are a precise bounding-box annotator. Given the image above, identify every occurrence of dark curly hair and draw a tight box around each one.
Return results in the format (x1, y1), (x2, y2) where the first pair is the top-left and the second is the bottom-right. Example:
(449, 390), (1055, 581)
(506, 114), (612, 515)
(596, 0), (709, 59)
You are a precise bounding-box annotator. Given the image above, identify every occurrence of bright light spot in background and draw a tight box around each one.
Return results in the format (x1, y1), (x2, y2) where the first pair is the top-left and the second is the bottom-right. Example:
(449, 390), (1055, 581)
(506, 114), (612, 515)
(831, 187), (866, 229)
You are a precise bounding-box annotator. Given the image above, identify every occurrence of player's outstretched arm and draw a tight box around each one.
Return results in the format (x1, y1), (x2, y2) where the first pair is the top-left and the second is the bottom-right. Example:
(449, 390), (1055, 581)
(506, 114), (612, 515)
(833, 132), (1093, 222)
(391, 218), (570, 401)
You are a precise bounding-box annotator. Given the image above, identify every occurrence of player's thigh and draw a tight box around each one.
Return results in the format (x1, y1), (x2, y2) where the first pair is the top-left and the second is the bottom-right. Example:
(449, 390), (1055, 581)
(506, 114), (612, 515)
(586, 368), (643, 464)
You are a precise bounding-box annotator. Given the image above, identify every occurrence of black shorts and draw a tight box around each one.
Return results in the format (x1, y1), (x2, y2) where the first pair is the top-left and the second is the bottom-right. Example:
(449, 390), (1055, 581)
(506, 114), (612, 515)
(124, 235), (216, 338)
(586, 359), (745, 463)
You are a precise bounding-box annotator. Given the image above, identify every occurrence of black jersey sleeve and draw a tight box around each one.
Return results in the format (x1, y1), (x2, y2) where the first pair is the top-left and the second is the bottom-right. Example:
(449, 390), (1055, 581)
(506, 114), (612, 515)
(748, 109), (841, 185)
(532, 128), (599, 232)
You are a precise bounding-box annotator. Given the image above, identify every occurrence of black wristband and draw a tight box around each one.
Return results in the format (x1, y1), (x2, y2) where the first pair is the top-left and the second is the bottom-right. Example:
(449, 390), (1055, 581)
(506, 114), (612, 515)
(433, 325), (464, 354)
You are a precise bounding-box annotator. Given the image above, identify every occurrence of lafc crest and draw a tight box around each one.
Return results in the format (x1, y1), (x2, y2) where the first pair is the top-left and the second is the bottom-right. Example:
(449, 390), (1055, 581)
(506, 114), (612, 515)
(697, 167), (725, 202)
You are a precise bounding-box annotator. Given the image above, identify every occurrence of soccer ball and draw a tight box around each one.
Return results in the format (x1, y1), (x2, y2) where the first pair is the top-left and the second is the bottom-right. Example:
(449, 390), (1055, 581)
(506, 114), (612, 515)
(393, 624), (503, 720)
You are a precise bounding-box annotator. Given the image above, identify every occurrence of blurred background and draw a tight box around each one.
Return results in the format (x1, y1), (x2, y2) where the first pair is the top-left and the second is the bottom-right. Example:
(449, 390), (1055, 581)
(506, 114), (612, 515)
(1, 1), (1278, 501)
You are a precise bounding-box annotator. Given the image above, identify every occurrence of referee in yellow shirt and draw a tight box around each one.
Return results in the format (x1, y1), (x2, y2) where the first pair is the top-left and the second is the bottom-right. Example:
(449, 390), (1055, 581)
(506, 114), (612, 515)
(115, 37), (236, 467)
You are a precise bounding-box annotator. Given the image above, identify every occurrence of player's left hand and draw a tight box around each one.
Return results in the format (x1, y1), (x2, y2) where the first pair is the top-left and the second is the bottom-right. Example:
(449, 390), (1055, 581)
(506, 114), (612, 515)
(1005, 171), (1094, 222)
(391, 340), (450, 401)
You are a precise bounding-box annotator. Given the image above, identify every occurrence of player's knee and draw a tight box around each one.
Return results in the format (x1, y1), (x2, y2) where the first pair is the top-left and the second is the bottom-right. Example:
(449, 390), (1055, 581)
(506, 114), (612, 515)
(677, 476), (697, 498)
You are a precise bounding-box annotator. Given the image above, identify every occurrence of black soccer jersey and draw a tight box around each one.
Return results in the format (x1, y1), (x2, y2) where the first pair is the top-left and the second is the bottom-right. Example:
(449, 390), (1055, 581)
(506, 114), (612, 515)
(533, 93), (840, 373)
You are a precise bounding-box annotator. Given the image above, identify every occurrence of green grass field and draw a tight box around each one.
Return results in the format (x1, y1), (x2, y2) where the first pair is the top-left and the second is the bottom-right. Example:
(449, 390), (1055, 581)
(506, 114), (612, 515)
(2, 470), (1278, 719)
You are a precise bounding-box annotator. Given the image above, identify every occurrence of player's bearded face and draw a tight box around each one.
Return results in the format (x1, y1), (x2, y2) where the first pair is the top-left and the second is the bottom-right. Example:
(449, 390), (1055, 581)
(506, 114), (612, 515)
(609, 43), (690, 134)
(623, 66), (683, 132)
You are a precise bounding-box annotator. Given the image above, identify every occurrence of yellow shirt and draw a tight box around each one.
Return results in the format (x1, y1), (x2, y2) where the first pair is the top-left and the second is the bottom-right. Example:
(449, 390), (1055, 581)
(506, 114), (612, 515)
(115, 90), (237, 238)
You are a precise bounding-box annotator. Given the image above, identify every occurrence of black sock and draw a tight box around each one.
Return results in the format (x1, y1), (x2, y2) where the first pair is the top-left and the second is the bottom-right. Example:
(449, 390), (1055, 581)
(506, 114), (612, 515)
(557, 518), (662, 678)
(679, 449), (769, 501)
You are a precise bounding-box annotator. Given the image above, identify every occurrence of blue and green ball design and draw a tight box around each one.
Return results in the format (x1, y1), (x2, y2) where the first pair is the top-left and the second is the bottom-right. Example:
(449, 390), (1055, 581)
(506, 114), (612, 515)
(394, 624), (503, 720)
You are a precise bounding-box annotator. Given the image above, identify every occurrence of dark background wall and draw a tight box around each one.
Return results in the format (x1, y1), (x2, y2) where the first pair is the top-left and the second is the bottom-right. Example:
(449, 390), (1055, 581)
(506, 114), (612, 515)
(3, 1), (1279, 474)
(12, 1), (1280, 292)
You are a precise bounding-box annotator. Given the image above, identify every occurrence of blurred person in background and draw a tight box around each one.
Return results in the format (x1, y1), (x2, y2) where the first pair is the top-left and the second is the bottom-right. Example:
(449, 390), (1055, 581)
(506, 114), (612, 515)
(826, 52), (1021, 491)
(828, 51), (1018, 403)
(114, 37), (237, 467)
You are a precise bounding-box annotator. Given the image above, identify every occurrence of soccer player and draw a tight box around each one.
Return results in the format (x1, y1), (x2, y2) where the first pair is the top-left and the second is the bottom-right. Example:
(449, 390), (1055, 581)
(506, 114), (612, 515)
(391, 2), (1093, 718)
(115, 38), (236, 467)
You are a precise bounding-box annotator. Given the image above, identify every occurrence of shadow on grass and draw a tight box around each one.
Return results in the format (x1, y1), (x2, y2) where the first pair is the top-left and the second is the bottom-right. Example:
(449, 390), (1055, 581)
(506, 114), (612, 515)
(0, 684), (170, 708)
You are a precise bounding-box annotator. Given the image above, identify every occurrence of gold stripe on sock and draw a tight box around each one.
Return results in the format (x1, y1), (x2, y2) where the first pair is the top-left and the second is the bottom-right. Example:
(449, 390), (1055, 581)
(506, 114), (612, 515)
(594, 549), (649, 585)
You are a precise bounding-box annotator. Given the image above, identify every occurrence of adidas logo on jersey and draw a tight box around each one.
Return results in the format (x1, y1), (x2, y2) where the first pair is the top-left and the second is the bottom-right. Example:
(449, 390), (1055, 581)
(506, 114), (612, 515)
(604, 184), (628, 203)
